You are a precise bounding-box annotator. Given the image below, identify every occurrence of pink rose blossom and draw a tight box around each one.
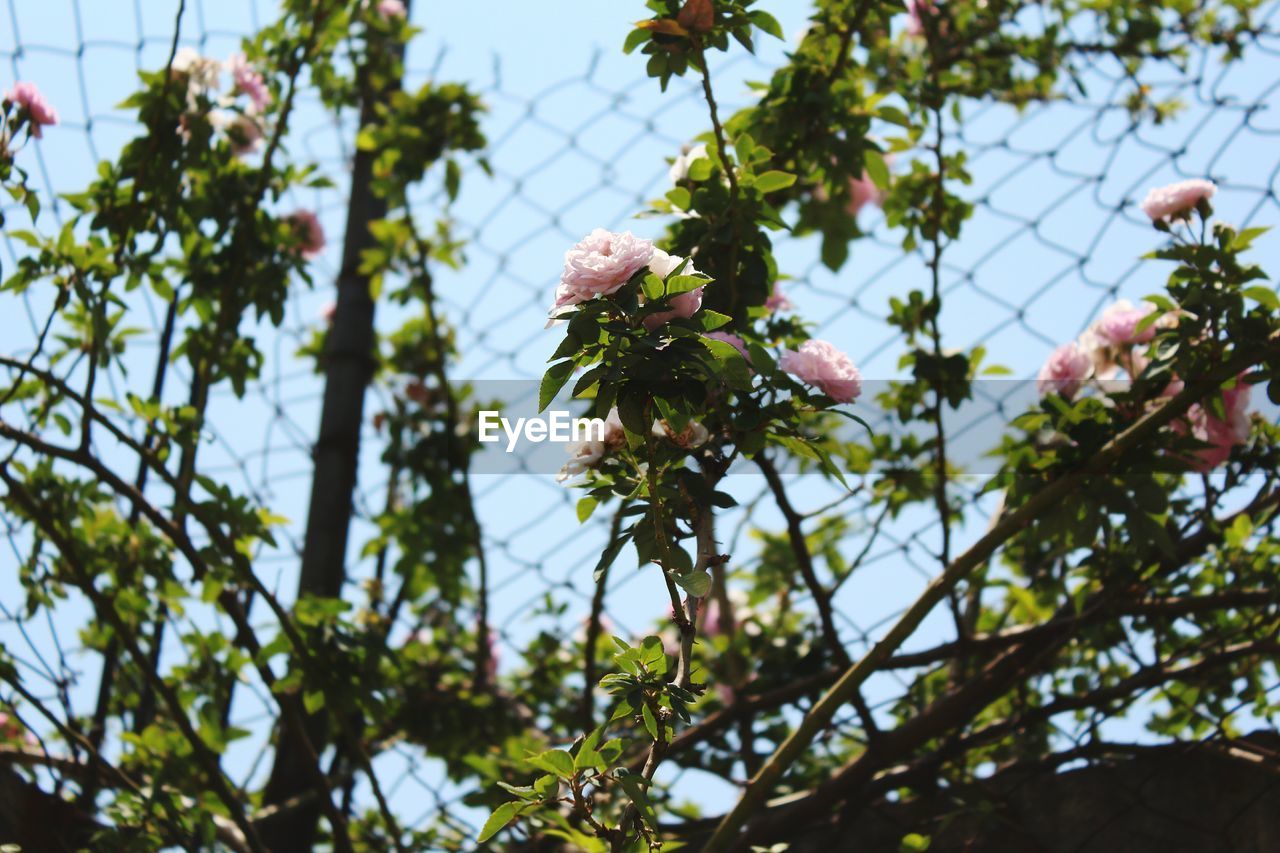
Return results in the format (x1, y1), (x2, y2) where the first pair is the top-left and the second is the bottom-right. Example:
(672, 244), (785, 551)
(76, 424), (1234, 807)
(4, 82), (58, 137)
(780, 339), (862, 403)
(1140, 179), (1216, 222)
(226, 53), (271, 114)
(1036, 341), (1092, 399)
(1177, 376), (1251, 472)
(643, 288), (703, 331)
(548, 229), (655, 322)
(704, 330), (749, 361)
(847, 171), (882, 217)
(562, 228), (654, 296)
(288, 210), (326, 259)
(377, 0), (407, 16)
(765, 284), (792, 313)
(1093, 299), (1160, 347)
(640, 249), (703, 330)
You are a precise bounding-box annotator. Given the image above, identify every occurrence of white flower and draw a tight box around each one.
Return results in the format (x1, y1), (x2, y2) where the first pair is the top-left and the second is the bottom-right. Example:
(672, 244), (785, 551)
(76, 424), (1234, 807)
(556, 439), (606, 483)
(669, 143), (709, 183)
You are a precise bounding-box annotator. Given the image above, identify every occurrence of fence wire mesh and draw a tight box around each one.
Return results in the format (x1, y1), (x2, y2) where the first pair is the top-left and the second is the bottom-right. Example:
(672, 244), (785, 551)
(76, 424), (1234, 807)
(1, 0), (1279, 843)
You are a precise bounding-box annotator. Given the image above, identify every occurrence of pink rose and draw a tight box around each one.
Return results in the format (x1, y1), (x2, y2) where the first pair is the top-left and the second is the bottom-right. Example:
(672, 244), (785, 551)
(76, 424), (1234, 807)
(288, 210), (326, 259)
(1140, 179), (1216, 222)
(1177, 376), (1251, 472)
(548, 229), (655, 322)
(642, 287), (702, 331)
(1093, 299), (1160, 347)
(704, 330), (749, 361)
(780, 339), (862, 403)
(377, 0), (407, 16)
(226, 53), (271, 114)
(847, 172), (881, 217)
(640, 249), (702, 331)
(764, 283), (792, 313)
(4, 82), (58, 137)
(1036, 341), (1092, 399)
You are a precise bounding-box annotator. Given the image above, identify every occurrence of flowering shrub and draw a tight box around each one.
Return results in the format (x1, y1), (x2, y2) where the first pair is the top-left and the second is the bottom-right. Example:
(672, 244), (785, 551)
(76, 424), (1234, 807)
(0, 2), (1278, 853)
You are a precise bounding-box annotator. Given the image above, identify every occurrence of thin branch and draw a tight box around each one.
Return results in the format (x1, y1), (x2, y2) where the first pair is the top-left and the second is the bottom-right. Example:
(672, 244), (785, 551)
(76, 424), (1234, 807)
(697, 334), (1280, 853)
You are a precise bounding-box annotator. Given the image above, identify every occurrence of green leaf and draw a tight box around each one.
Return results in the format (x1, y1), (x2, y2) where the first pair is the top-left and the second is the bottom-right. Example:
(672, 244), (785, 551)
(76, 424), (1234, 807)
(642, 273), (666, 301)
(303, 690), (325, 714)
(863, 149), (890, 190)
(529, 748), (576, 779)
(665, 274), (706, 295)
(623, 28), (652, 54)
(594, 531), (632, 583)
(700, 310), (731, 331)
(1243, 285), (1280, 310)
(444, 159), (461, 201)
(576, 726), (605, 771)
(539, 360), (575, 412)
(641, 703), (659, 740)
(576, 497), (599, 524)
(477, 801), (520, 843)
(674, 571), (711, 598)
(754, 170), (797, 194)
(617, 388), (649, 436)
(666, 187), (691, 210)
(616, 769), (660, 830)
(1231, 225), (1270, 251)
(701, 336), (752, 388)
(749, 9), (784, 39)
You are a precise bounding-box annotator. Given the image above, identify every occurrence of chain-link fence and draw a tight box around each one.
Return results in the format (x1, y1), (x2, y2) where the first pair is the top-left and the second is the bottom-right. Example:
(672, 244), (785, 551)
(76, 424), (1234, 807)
(1, 0), (1279, 841)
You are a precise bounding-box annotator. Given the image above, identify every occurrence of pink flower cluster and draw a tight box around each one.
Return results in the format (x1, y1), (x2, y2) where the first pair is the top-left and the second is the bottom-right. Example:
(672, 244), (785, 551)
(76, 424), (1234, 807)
(288, 210), (326, 259)
(4, 81), (58, 138)
(226, 53), (271, 115)
(1037, 297), (1254, 471)
(1037, 298), (1167, 400)
(1140, 179), (1216, 223)
(765, 283), (792, 313)
(1176, 376), (1252, 472)
(780, 339), (862, 403)
(377, 0), (407, 17)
